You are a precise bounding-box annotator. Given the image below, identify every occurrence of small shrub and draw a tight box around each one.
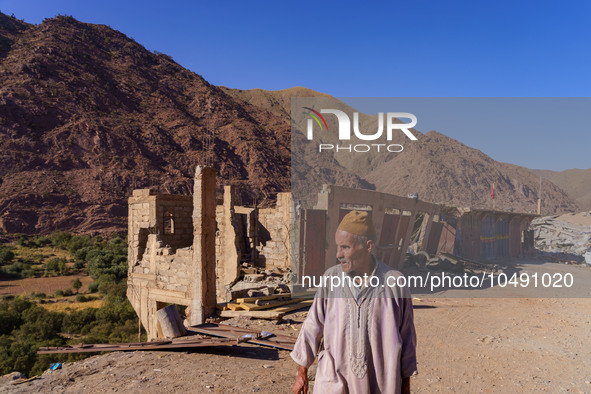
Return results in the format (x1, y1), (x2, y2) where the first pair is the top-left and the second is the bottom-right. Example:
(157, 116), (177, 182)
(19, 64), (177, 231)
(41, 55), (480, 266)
(48, 232), (71, 249)
(34, 236), (51, 247)
(0, 247), (15, 265)
(63, 288), (73, 297)
(53, 290), (64, 297)
(87, 282), (99, 293)
(30, 292), (46, 299)
(75, 295), (88, 303)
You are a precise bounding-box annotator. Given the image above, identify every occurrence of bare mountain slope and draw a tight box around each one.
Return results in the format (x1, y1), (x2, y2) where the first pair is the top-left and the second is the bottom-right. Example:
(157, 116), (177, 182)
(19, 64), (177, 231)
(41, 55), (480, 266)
(0, 13), (372, 234)
(0, 13), (580, 235)
(224, 88), (579, 214)
(366, 131), (579, 214)
(531, 168), (591, 210)
(0, 14), (296, 233)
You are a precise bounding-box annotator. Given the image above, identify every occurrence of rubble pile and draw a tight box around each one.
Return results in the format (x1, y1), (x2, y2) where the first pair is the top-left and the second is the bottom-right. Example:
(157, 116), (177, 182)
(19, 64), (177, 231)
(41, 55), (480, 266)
(531, 214), (591, 256)
(405, 251), (500, 275)
(227, 263), (292, 300)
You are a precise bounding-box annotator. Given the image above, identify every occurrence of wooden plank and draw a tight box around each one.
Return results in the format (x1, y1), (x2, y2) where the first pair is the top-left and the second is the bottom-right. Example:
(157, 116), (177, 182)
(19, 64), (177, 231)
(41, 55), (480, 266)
(235, 293), (293, 303)
(240, 298), (303, 311)
(219, 310), (285, 320)
(191, 323), (297, 351)
(38, 337), (235, 354)
(272, 299), (314, 313)
(227, 302), (244, 311)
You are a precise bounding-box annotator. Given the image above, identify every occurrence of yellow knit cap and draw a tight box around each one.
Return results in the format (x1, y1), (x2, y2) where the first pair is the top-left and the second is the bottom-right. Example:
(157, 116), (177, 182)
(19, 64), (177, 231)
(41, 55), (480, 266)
(337, 210), (376, 238)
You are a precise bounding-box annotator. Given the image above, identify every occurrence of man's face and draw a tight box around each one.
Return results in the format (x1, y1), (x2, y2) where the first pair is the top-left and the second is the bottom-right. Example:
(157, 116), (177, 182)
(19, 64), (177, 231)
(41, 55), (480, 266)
(335, 230), (373, 274)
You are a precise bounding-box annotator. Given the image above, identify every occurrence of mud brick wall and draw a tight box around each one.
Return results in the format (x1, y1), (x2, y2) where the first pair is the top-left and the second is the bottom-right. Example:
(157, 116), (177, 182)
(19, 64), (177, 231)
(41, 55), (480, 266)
(151, 240), (192, 293)
(256, 193), (291, 270)
(157, 199), (193, 250)
(128, 190), (153, 266)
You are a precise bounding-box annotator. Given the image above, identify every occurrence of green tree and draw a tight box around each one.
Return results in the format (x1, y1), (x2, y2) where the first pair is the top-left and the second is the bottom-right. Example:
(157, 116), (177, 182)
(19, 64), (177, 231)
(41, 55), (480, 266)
(0, 247), (15, 265)
(72, 278), (82, 294)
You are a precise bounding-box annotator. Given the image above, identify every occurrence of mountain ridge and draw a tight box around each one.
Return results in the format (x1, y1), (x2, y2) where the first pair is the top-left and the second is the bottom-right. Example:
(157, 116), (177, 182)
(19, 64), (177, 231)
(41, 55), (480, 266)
(0, 13), (581, 234)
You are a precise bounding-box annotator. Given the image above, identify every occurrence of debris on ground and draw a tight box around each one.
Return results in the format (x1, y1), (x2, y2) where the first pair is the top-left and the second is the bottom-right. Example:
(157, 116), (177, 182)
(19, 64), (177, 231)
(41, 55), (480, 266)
(531, 214), (591, 260)
(405, 251), (500, 275)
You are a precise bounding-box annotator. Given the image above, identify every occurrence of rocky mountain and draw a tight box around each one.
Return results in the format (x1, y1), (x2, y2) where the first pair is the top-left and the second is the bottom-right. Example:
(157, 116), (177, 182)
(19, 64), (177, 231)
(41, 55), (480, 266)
(0, 13), (300, 234)
(365, 131), (578, 214)
(226, 88), (580, 215)
(0, 13), (580, 235)
(531, 168), (591, 210)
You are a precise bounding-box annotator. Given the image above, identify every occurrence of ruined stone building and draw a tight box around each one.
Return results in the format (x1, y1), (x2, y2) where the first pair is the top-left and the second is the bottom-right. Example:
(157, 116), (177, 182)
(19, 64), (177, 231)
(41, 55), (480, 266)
(127, 167), (537, 340)
(127, 167), (292, 339)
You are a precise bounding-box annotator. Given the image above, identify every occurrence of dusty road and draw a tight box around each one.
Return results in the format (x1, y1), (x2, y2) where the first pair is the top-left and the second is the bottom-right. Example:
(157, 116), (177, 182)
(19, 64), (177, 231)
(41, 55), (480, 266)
(2, 262), (591, 393)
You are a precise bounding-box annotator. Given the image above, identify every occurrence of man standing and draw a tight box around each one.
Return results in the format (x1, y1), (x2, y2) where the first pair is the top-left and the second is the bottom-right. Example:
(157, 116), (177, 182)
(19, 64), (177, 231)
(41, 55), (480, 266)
(291, 210), (417, 394)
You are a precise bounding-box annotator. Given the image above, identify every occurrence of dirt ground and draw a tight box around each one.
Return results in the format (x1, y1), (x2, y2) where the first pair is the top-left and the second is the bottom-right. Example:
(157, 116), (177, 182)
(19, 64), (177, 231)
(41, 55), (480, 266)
(2, 265), (591, 393)
(0, 275), (94, 296)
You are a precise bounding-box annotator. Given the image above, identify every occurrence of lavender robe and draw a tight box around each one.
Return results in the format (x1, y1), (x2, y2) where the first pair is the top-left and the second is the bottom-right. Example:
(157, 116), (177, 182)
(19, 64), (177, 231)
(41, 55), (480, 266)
(291, 261), (417, 394)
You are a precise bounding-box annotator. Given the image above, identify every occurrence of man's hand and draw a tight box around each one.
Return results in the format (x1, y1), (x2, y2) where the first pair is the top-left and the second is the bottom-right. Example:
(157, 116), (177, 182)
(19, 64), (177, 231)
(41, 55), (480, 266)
(292, 365), (309, 394)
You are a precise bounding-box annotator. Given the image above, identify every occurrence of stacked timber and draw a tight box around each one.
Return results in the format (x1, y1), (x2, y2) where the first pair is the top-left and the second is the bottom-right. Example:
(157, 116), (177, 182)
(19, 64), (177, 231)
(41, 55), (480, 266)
(217, 291), (315, 320)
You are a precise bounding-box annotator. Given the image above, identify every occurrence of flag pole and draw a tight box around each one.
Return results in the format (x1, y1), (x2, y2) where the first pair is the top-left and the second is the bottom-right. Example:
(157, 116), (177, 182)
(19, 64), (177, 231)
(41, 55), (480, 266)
(537, 177), (542, 215)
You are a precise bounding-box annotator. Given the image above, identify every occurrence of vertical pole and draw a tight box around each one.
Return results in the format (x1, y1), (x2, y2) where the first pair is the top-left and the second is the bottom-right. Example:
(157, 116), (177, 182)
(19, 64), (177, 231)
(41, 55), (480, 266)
(537, 177), (542, 215)
(492, 183), (496, 210)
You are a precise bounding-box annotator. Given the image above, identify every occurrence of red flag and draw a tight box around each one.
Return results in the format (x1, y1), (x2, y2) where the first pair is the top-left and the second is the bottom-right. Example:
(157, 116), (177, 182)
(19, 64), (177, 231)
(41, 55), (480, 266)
(491, 184), (495, 199)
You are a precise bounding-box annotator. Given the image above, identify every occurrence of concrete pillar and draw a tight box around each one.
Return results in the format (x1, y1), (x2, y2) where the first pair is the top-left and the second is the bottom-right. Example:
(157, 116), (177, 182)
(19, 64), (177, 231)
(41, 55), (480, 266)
(217, 185), (240, 302)
(190, 166), (217, 325)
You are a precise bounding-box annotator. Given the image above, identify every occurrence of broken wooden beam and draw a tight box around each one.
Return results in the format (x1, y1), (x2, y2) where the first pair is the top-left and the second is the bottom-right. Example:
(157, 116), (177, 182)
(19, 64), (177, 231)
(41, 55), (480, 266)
(191, 323), (296, 351)
(219, 310), (285, 320)
(235, 293), (293, 303)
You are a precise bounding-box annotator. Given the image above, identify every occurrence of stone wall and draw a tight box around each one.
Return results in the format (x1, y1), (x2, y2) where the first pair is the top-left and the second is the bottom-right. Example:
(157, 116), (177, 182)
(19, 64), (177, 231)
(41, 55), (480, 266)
(127, 179), (294, 338)
(256, 192), (291, 270)
(127, 167), (217, 340)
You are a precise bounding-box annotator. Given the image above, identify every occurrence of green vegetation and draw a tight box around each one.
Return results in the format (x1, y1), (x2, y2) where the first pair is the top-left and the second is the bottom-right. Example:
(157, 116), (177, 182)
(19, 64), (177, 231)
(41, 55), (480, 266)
(0, 232), (141, 378)
(72, 278), (82, 293)
(0, 246), (15, 264)
(1, 232), (127, 280)
(0, 293), (142, 377)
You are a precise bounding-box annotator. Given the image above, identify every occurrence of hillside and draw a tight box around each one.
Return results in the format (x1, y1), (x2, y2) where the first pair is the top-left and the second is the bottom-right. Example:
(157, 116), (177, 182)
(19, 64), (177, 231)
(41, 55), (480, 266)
(0, 13), (297, 234)
(365, 131), (578, 214)
(531, 168), (591, 210)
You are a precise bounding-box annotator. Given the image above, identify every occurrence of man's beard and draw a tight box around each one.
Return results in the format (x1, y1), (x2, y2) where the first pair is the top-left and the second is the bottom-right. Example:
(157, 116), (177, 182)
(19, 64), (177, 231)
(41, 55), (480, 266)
(338, 258), (356, 276)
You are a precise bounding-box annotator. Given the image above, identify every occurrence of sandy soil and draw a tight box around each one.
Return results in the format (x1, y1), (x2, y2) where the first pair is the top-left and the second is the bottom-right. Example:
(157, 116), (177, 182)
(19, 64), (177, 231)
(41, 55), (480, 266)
(0, 275), (93, 296)
(2, 265), (591, 393)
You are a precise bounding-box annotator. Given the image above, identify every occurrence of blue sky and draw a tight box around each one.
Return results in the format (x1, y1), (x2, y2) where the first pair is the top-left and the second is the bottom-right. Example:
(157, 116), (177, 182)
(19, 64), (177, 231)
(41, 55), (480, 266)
(1, 0), (589, 170)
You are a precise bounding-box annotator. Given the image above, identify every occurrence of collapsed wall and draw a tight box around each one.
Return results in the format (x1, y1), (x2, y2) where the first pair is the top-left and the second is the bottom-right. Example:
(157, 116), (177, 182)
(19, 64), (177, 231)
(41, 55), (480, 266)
(127, 167), (292, 340)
